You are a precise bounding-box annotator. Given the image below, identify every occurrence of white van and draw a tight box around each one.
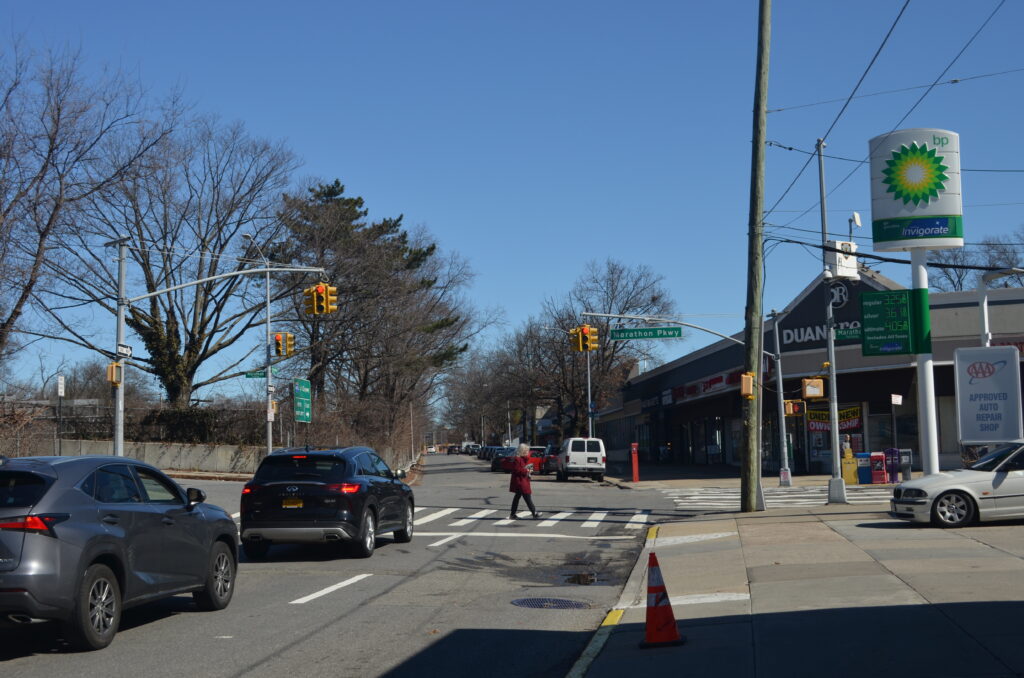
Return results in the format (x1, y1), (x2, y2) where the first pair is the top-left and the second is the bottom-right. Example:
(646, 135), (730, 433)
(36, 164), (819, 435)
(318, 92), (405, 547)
(556, 437), (606, 482)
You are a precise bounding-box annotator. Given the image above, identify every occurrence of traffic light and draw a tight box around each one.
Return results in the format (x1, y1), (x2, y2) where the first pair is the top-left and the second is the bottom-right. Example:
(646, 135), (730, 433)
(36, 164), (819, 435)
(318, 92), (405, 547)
(783, 399), (806, 416)
(740, 372), (755, 399)
(323, 285), (338, 314)
(285, 333), (295, 355)
(802, 378), (825, 400)
(584, 325), (599, 351)
(569, 327), (583, 352)
(313, 284), (328, 314)
(303, 286), (319, 315)
(274, 333), (284, 356)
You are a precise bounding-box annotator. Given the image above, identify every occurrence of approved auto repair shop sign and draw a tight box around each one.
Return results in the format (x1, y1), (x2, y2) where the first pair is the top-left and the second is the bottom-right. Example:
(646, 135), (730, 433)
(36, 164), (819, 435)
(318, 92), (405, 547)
(954, 346), (1024, 444)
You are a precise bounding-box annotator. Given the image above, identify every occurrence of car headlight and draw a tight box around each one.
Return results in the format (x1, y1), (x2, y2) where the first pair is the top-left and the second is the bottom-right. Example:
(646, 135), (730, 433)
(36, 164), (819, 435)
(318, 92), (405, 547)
(899, 488), (927, 499)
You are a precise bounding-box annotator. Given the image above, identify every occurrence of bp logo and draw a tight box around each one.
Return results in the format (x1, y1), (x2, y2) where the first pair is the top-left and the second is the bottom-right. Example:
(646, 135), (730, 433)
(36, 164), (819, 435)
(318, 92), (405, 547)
(882, 142), (949, 206)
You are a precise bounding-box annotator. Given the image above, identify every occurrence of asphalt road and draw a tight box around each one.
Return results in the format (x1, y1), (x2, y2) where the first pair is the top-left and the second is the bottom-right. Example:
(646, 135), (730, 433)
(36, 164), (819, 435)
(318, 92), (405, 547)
(0, 453), (678, 678)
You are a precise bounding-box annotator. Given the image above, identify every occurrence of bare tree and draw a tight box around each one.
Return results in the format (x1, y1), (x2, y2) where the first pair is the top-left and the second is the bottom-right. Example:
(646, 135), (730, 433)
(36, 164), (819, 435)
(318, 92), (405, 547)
(979, 228), (1024, 287)
(928, 247), (981, 291)
(0, 43), (175, 359)
(38, 115), (298, 406)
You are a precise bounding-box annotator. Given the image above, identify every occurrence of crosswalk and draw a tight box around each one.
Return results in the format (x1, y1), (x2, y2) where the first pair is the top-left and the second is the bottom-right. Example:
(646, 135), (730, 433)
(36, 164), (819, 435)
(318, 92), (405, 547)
(662, 485), (894, 511)
(413, 505), (651, 531)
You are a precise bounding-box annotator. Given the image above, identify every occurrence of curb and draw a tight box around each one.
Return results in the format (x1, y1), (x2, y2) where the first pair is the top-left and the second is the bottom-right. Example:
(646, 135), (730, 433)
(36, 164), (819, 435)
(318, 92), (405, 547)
(565, 525), (658, 678)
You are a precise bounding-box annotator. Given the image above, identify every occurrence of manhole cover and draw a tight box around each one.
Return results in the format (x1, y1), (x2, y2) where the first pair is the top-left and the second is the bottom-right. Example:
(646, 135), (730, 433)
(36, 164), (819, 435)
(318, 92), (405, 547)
(511, 598), (591, 610)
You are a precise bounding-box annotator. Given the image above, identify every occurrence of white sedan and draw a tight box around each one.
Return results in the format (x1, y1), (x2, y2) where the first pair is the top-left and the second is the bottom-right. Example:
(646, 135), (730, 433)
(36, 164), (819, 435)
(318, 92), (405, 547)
(890, 442), (1024, 527)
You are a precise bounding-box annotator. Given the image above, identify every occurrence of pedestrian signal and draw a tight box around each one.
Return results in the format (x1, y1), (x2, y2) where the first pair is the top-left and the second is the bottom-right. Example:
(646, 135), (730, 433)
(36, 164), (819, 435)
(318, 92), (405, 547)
(740, 372), (755, 399)
(802, 378), (825, 400)
(783, 399), (806, 416)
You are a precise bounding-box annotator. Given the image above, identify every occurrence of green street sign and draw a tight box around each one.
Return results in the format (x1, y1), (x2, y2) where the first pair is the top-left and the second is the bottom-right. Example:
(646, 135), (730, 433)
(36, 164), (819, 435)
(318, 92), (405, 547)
(609, 326), (682, 341)
(294, 378), (311, 423)
(834, 327), (862, 341)
(245, 371), (265, 379)
(860, 289), (931, 356)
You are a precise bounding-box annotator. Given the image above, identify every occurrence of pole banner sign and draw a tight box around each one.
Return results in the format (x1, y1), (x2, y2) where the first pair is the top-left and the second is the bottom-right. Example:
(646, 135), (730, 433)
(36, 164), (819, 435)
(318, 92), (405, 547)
(954, 346), (1023, 444)
(869, 128), (963, 252)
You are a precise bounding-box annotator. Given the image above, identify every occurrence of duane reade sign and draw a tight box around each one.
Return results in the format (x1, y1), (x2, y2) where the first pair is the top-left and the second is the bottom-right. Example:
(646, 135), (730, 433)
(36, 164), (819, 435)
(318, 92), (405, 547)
(869, 128), (963, 252)
(954, 346), (1023, 444)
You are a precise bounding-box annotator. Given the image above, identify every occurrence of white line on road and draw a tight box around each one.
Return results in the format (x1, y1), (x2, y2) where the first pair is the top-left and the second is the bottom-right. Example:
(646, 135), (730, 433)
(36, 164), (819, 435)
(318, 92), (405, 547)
(493, 512), (529, 525)
(289, 574), (373, 605)
(625, 510), (651, 529)
(416, 531), (634, 540)
(537, 511), (573, 527)
(415, 508), (459, 524)
(414, 506), (429, 513)
(449, 509), (496, 526)
(231, 512), (240, 519)
(428, 534), (462, 547)
(581, 511), (607, 528)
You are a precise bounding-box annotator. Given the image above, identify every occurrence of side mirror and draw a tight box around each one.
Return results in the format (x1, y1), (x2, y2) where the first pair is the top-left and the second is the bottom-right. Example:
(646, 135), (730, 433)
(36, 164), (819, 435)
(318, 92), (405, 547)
(394, 468), (407, 479)
(187, 487), (207, 508)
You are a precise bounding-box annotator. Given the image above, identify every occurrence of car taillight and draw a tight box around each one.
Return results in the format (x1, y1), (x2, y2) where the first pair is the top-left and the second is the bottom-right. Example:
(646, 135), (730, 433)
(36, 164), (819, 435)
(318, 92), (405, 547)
(602, 456), (606, 464)
(326, 483), (361, 494)
(0, 514), (68, 537)
(241, 486), (254, 495)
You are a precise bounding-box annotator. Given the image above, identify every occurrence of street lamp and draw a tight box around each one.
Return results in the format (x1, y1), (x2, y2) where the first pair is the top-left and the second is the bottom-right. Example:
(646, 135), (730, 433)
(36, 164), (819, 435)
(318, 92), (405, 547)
(243, 233), (274, 456)
(978, 268), (1024, 346)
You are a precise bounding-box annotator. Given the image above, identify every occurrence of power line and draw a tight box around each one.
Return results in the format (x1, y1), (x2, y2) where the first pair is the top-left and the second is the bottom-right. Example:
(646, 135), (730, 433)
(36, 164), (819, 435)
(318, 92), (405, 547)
(767, 67), (1024, 114)
(767, 140), (1024, 172)
(764, 1), (910, 219)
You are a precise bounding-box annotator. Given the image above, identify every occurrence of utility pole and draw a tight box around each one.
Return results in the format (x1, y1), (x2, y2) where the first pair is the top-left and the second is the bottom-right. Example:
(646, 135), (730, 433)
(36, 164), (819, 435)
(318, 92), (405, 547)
(740, 0), (771, 513)
(817, 139), (848, 504)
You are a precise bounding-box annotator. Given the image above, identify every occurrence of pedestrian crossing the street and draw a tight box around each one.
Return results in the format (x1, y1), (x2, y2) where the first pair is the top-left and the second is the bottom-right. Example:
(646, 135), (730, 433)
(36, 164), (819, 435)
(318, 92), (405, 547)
(661, 485), (894, 512)
(413, 505), (651, 532)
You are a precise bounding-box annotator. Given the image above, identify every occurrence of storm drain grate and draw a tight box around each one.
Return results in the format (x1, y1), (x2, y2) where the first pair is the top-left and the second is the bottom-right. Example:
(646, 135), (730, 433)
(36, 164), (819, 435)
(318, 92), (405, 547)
(511, 597), (591, 610)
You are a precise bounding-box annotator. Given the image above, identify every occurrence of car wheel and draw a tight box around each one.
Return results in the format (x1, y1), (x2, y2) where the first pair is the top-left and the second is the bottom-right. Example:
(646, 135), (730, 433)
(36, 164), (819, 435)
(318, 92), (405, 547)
(242, 539), (271, 560)
(352, 510), (376, 558)
(931, 491), (976, 528)
(65, 563), (121, 651)
(394, 501), (414, 543)
(556, 470), (567, 482)
(594, 473), (604, 483)
(193, 541), (236, 611)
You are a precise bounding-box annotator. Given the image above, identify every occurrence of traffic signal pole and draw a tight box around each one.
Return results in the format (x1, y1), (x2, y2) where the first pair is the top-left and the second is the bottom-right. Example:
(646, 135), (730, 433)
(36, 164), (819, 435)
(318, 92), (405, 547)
(770, 310), (791, 486)
(586, 348), (593, 438)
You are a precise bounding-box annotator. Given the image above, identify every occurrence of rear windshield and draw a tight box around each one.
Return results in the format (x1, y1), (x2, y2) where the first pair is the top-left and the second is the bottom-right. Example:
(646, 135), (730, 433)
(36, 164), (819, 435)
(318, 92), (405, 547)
(586, 441), (602, 453)
(570, 440), (585, 452)
(254, 455), (348, 483)
(0, 472), (51, 508)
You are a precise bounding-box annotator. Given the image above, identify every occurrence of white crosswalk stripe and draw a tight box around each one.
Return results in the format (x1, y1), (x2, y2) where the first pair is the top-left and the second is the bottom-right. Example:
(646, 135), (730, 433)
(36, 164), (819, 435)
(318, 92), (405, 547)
(415, 508), (459, 524)
(626, 509), (651, 529)
(581, 511), (607, 528)
(661, 485), (893, 511)
(411, 507), (649, 531)
(537, 511), (573, 527)
(449, 509), (496, 526)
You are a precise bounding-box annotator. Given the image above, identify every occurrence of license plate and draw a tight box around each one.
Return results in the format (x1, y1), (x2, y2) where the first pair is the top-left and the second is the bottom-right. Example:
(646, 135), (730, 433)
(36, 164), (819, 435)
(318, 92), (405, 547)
(587, 457), (598, 463)
(282, 498), (303, 509)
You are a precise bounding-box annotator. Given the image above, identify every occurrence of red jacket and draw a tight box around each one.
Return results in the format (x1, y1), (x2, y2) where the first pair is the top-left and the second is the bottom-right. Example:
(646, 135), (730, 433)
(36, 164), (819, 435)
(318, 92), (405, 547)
(508, 456), (532, 494)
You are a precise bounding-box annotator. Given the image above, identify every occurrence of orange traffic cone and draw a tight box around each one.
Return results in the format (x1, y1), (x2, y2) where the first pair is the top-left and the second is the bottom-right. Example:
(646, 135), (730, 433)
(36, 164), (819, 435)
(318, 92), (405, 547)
(638, 552), (686, 649)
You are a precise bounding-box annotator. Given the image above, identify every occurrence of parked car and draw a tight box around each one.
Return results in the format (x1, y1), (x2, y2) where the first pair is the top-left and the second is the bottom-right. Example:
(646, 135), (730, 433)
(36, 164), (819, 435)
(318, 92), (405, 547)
(556, 437), (606, 482)
(890, 442), (1024, 527)
(490, 447), (515, 471)
(464, 443), (481, 456)
(240, 447), (413, 559)
(500, 446), (546, 474)
(447, 445), (461, 455)
(0, 455), (238, 650)
(541, 446), (560, 475)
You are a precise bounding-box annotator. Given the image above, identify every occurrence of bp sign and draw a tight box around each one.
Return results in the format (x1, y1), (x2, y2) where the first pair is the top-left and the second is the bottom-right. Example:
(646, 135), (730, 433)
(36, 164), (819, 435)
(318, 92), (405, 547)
(869, 128), (963, 252)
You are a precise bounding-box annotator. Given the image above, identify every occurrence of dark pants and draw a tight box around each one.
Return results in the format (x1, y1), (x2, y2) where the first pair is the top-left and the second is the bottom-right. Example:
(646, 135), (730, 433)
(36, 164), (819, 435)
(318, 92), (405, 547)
(510, 491), (536, 516)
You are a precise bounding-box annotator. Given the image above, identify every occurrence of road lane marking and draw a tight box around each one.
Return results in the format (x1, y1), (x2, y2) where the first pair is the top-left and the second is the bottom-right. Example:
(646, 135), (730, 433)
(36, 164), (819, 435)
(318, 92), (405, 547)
(289, 574), (373, 604)
(449, 509), (496, 526)
(625, 510), (651, 529)
(415, 508), (459, 524)
(537, 511), (573, 527)
(414, 506), (429, 513)
(416, 531), (634, 540)
(231, 512), (240, 519)
(493, 512), (529, 525)
(428, 534), (461, 547)
(581, 511), (607, 528)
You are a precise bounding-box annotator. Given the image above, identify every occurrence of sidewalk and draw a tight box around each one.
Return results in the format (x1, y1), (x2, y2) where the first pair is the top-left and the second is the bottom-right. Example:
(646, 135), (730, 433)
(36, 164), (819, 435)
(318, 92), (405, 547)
(572, 500), (1024, 678)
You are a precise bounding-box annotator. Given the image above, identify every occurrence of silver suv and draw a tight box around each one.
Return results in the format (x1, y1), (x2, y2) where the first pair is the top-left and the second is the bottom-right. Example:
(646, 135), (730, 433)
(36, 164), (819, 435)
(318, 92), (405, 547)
(0, 455), (238, 650)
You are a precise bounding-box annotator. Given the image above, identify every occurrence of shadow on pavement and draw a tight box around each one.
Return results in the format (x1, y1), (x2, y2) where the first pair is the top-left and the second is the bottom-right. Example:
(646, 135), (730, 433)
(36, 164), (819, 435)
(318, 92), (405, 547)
(590, 601), (1024, 678)
(380, 627), (589, 678)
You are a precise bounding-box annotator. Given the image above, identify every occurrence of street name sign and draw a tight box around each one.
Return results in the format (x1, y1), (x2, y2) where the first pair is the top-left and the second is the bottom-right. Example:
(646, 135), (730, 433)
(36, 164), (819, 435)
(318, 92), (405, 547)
(294, 378), (312, 423)
(954, 346), (1023, 444)
(609, 326), (682, 341)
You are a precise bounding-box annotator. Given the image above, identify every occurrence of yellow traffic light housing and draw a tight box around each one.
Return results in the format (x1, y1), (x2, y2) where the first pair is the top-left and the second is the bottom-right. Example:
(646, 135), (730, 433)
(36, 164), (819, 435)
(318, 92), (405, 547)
(106, 362), (123, 386)
(285, 333), (295, 355)
(274, 333), (284, 356)
(569, 327), (584, 352)
(303, 286), (318, 315)
(783, 399), (806, 416)
(802, 378), (825, 400)
(324, 285), (338, 314)
(740, 372), (755, 399)
(584, 325), (599, 352)
(313, 284), (328, 314)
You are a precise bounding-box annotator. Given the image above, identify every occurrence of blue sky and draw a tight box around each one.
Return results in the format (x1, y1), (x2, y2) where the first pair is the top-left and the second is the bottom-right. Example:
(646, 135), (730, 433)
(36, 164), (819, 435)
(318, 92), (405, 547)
(5, 1), (1022, 395)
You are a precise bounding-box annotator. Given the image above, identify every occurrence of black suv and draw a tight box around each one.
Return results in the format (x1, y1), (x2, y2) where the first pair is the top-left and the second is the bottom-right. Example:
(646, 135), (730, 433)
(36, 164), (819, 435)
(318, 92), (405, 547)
(239, 447), (414, 559)
(0, 455), (238, 650)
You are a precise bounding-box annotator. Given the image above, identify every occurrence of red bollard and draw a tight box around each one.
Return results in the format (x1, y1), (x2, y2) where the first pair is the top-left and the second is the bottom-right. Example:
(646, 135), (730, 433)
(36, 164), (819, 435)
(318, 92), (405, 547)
(631, 442), (640, 482)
